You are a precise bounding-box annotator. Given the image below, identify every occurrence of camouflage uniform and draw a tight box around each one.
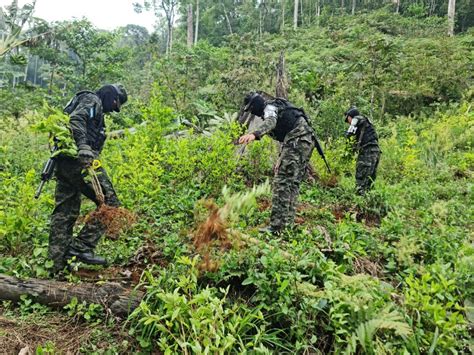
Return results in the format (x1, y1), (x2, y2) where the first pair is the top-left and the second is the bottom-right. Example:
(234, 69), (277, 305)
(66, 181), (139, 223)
(49, 92), (120, 272)
(251, 99), (316, 231)
(345, 115), (380, 195)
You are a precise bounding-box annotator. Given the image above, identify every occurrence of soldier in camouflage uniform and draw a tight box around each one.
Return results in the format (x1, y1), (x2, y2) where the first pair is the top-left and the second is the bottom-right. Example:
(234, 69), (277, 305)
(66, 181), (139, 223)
(238, 92), (316, 234)
(344, 107), (380, 196)
(49, 84), (128, 274)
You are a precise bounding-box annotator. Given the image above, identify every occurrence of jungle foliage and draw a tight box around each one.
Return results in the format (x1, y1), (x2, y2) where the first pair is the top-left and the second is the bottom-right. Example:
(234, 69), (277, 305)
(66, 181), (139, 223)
(0, 1), (473, 354)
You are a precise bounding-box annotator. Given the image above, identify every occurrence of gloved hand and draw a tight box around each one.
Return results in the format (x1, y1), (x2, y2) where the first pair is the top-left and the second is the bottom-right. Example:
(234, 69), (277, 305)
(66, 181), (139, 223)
(78, 145), (95, 168)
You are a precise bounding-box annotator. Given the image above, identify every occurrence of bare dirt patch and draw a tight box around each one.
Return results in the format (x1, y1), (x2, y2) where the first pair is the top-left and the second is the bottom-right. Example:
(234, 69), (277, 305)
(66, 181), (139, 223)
(332, 204), (381, 227)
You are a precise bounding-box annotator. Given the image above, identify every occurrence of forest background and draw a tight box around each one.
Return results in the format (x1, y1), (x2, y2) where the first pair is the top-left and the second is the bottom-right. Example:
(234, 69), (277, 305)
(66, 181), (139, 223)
(0, 0), (473, 353)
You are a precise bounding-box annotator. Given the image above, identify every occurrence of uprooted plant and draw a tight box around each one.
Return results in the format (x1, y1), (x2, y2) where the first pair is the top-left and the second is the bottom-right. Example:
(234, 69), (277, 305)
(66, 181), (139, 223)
(192, 180), (270, 271)
(84, 167), (137, 239)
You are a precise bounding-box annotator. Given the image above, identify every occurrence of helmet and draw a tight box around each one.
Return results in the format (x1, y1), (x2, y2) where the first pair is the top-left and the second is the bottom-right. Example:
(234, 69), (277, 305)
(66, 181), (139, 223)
(243, 92), (265, 117)
(344, 107), (359, 121)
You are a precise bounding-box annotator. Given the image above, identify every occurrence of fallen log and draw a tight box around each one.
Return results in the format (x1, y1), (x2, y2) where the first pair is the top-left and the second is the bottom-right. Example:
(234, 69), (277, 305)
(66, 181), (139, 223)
(0, 274), (143, 318)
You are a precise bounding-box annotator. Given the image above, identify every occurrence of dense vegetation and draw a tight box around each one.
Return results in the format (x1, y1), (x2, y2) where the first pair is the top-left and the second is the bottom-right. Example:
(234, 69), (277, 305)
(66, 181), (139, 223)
(1, 0), (473, 353)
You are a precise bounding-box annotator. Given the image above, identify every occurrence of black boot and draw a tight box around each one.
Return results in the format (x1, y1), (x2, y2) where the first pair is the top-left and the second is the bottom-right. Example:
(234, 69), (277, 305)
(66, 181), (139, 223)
(66, 249), (108, 266)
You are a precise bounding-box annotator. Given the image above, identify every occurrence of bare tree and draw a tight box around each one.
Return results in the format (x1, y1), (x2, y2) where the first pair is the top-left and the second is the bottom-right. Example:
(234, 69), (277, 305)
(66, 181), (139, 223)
(221, 0), (233, 35)
(194, 0), (199, 44)
(161, 0), (178, 54)
(281, 0), (286, 32)
(134, 0), (178, 55)
(393, 0), (400, 14)
(294, 0), (299, 30)
(187, 3), (193, 48)
(447, 0), (456, 36)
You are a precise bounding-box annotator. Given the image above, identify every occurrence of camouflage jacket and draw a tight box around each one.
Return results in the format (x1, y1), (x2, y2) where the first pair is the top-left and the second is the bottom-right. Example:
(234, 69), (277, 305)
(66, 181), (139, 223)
(67, 92), (106, 154)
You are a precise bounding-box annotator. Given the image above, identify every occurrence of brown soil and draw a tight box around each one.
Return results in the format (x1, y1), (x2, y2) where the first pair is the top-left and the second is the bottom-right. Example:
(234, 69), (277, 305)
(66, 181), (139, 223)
(313, 172), (339, 188)
(356, 211), (381, 227)
(257, 198), (271, 212)
(332, 205), (381, 227)
(353, 256), (383, 277)
(294, 216), (305, 225)
(71, 241), (167, 286)
(332, 205), (348, 221)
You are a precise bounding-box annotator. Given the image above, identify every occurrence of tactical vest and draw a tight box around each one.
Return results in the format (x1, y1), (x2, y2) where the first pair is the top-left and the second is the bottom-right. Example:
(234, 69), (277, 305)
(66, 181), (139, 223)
(355, 116), (378, 148)
(268, 98), (308, 142)
(64, 91), (106, 153)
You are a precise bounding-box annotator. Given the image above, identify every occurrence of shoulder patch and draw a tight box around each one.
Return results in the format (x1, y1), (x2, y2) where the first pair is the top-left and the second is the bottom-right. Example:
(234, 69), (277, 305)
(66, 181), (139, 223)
(347, 117), (359, 134)
(264, 104), (278, 119)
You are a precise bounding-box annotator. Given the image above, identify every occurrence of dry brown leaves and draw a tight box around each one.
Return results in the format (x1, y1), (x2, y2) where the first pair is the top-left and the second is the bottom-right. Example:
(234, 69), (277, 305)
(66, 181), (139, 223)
(192, 200), (233, 272)
(354, 256), (383, 278)
(85, 204), (137, 239)
(0, 314), (90, 354)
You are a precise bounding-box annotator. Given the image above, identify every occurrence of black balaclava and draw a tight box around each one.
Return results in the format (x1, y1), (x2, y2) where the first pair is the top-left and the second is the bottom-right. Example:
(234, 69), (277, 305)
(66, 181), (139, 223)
(244, 92), (266, 117)
(96, 85), (119, 113)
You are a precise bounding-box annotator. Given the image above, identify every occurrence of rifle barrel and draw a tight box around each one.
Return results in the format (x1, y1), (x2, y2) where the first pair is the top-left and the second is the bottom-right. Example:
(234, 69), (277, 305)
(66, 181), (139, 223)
(34, 180), (45, 199)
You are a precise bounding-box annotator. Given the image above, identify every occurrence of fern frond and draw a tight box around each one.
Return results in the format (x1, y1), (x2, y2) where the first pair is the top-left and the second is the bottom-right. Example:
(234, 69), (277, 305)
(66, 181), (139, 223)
(352, 308), (412, 353)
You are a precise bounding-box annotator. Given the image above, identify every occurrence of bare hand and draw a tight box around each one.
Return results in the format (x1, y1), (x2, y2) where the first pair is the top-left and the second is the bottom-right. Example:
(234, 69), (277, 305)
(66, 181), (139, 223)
(238, 133), (256, 145)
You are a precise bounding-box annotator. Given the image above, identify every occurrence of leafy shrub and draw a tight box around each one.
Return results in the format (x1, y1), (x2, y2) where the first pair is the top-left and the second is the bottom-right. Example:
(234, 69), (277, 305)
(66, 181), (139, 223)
(128, 256), (282, 353)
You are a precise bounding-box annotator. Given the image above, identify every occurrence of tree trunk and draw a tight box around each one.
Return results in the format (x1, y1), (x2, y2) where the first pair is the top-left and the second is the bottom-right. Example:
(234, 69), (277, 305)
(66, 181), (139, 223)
(276, 51), (288, 99)
(167, 22), (173, 54)
(187, 4), (193, 48)
(429, 0), (436, 16)
(0, 274), (143, 318)
(221, 1), (233, 35)
(194, 0), (200, 44)
(293, 0), (299, 30)
(447, 0), (456, 36)
(49, 64), (55, 94)
(23, 54), (29, 84)
(352, 0), (356, 14)
(281, 0), (286, 32)
(33, 55), (38, 85)
(300, 0), (303, 25)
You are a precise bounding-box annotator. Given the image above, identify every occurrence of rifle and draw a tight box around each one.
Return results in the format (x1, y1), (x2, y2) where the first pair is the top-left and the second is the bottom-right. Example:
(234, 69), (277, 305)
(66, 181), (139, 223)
(314, 137), (331, 173)
(34, 145), (58, 199)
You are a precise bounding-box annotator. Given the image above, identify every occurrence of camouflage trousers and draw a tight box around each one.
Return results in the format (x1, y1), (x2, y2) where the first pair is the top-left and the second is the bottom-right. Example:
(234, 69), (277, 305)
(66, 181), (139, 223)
(355, 146), (380, 196)
(271, 134), (315, 230)
(49, 157), (120, 272)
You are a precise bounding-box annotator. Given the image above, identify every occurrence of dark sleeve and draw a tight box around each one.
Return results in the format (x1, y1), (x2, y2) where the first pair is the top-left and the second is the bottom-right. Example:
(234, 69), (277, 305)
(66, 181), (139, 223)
(69, 96), (96, 149)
